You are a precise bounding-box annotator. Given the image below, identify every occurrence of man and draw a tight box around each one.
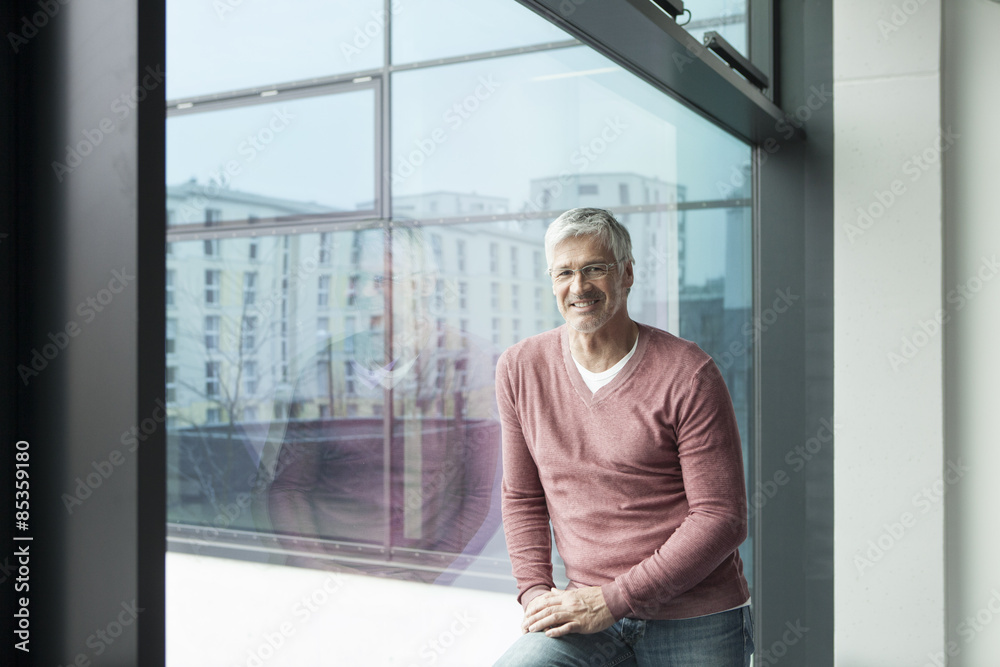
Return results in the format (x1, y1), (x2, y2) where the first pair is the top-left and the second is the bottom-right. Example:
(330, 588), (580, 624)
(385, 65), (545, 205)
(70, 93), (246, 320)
(494, 208), (753, 666)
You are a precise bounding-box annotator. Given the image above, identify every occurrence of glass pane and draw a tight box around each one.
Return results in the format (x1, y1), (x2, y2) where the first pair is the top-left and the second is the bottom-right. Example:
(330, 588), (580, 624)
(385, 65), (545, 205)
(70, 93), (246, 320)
(675, 206), (755, 590)
(167, 89), (376, 226)
(257, 229), (396, 572)
(684, 0), (748, 58)
(167, 0), (757, 659)
(166, 230), (391, 551)
(390, 42), (754, 594)
(391, 0), (568, 65)
(167, 0), (385, 99)
(387, 227), (515, 589)
(391, 45), (747, 217)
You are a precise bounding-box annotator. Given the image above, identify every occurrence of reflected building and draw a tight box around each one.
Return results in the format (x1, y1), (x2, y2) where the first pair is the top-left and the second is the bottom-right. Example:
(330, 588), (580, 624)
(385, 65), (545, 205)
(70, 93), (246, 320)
(386, 190), (509, 219)
(167, 178), (335, 226)
(165, 185), (549, 584)
(165, 177), (751, 587)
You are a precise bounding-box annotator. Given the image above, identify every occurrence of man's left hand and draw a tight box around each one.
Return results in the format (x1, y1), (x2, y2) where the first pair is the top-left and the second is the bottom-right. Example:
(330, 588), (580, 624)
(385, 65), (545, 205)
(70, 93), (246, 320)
(521, 586), (615, 637)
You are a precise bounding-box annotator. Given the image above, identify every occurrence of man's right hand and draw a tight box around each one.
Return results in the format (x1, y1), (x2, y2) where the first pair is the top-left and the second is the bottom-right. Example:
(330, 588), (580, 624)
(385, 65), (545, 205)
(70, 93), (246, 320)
(521, 587), (615, 637)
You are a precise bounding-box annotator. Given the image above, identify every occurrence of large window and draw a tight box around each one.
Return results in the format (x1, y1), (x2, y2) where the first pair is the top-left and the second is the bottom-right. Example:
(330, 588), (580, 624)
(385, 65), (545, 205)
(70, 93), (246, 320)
(166, 0), (753, 615)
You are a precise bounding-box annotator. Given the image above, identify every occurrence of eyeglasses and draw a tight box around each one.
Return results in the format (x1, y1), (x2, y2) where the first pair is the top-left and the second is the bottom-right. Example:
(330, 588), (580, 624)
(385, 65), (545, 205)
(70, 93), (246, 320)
(547, 260), (623, 285)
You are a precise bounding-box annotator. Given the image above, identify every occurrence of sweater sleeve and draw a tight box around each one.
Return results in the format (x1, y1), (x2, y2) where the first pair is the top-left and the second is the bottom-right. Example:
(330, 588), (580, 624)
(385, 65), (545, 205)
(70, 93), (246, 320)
(496, 351), (556, 609)
(600, 357), (748, 619)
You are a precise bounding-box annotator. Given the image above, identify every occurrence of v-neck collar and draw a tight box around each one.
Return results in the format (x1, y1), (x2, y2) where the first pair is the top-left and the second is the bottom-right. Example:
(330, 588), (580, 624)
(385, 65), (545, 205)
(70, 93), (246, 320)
(561, 322), (648, 408)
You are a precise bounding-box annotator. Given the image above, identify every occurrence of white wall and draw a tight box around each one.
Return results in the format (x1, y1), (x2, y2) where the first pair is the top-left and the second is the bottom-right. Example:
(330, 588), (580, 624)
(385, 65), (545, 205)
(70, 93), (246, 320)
(943, 2), (1000, 666)
(833, 0), (947, 664)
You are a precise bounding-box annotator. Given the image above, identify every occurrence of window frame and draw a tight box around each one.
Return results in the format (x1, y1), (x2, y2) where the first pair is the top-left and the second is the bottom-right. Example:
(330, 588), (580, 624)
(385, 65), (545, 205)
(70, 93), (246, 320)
(154, 2), (831, 663)
(164, 1), (763, 592)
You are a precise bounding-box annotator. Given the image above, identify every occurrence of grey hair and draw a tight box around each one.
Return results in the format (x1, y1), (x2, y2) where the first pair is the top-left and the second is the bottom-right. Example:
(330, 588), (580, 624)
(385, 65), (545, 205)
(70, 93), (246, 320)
(544, 207), (634, 269)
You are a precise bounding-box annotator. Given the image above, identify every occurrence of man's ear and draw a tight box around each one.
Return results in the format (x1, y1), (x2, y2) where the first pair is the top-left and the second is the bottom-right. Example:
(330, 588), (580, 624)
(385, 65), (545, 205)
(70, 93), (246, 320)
(622, 260), (635, 290)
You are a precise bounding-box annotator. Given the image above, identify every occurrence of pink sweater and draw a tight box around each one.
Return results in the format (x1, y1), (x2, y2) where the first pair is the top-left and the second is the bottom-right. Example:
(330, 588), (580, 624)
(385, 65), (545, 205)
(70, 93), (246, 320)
(497, 323), (749, 620)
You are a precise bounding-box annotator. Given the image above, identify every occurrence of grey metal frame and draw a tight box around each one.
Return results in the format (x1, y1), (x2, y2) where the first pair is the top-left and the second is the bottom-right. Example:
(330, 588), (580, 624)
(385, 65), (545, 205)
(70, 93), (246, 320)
(1, 1), (167, 664)
(754, 2), (834, 665)
(514, 0), (789, 143)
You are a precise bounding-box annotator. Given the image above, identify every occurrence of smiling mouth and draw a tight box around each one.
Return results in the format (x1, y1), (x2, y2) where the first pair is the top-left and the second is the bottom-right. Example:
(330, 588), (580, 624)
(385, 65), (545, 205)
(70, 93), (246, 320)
(570, 299), (599, 308)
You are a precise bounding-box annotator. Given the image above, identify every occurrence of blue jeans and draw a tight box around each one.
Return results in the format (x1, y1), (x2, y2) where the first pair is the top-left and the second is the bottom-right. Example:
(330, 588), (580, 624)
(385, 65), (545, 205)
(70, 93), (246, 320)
(493, 606), (754, 667)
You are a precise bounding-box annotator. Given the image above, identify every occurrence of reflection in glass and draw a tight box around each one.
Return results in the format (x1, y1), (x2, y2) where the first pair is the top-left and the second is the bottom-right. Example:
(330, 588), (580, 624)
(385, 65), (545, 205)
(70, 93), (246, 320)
(167, 232), (383, 521)
(674, 206), (754, 582)
(167, 89), (376, 226)
(390, 46), (748, 217)
(391, 0), (569, 66)
(167, 0), (386, 99)
(254, 229), (390, 573)
(682, 0), (748, 59)
(165, 0), (755, 599)
(166, 227), (506, 583)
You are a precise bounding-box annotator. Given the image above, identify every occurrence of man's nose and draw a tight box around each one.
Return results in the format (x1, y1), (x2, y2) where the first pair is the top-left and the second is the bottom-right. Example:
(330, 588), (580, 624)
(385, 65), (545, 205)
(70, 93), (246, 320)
(570, 269), (591, 292)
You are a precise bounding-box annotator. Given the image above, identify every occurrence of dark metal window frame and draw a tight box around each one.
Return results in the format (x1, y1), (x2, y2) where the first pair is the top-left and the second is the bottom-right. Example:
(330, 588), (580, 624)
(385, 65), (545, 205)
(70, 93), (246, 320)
(514, 0), (785, 144)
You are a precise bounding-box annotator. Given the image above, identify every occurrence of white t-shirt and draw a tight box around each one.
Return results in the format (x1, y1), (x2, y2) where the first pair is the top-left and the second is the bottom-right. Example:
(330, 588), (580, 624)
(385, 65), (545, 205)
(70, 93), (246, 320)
(572, 334), (639, 393)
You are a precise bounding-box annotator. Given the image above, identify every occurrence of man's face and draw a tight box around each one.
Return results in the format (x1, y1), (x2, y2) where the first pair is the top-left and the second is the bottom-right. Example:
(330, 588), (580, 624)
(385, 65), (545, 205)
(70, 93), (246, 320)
(549, 234), (633, 334)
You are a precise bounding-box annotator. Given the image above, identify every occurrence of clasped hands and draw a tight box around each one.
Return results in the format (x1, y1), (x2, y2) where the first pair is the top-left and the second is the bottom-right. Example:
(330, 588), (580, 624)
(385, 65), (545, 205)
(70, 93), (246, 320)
(521, 586), (615, 638)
